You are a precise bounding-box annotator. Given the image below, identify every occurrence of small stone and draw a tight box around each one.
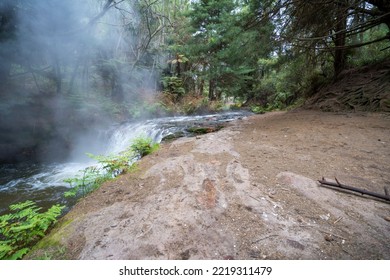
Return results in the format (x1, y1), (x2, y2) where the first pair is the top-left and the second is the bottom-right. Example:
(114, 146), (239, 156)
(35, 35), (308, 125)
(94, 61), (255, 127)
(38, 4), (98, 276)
(384, 216), (390, 222)
(324, 234), (334, 242)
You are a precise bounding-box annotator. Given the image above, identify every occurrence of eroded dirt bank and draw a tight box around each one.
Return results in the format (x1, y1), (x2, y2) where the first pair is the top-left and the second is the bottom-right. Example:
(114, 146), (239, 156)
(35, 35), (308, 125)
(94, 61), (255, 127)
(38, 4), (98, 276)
(30, 110), (390, 260)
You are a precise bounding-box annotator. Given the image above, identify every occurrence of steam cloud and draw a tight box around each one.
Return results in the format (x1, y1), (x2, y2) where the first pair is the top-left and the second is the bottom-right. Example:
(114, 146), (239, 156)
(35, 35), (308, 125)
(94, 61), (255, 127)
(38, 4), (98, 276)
(0, 0), (160, 163)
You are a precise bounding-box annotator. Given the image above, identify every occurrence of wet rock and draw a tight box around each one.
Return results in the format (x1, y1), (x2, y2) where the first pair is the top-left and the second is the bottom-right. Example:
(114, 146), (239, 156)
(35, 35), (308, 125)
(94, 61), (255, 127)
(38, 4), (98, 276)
(162, 131), (185, 141)
(187, 125), (223, 135)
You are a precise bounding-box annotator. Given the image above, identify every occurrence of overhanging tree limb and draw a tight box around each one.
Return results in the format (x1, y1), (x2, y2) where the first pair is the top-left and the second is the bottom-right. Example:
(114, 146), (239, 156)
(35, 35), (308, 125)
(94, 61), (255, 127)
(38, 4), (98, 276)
(288, 34), (390, 50)
(88, 0), (125, 26)
(292, 11), (390, 42)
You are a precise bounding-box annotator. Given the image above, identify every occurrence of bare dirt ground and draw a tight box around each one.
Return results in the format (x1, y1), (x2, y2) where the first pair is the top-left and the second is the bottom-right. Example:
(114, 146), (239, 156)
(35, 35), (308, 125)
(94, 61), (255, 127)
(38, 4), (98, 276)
(30, 110), (390, 260)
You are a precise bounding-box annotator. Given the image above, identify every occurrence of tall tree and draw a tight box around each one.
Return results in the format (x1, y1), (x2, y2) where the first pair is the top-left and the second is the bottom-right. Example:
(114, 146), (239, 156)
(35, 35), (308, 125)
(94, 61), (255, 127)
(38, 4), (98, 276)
(274, 0), (390, 77)
(171, 0), (274, 100)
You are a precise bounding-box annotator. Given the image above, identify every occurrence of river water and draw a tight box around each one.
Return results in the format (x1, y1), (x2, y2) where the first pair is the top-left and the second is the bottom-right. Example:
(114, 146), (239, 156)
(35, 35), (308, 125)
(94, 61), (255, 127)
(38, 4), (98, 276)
(0, 111), (251, 215)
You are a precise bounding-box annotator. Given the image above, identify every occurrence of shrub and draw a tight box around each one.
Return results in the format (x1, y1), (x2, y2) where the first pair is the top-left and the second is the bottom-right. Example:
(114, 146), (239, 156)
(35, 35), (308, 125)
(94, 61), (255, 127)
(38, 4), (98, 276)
(63, 166), (108, 198)
(250, 105), (266, 114)
(64, 137), (159, 199)
(0, 201), (64, 260)
(131, 137), (160, 158)
(162, 76), (186, 100)
(87, 148), (135, 175)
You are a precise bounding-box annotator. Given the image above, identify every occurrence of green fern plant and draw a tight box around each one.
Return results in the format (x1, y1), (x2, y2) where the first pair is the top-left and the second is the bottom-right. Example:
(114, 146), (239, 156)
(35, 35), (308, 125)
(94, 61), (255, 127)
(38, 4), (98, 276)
(63, 137), (158, 199)
(0, 201), (64, 260)
(130, 137), (160, 158)
(86, 148), (135, 175)
(64, 166), (108, 198)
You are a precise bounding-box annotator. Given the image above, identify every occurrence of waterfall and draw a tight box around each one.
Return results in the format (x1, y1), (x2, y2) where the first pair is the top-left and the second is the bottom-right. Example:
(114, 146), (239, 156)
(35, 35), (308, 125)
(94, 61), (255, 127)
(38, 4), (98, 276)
(0, 111), (251, 214)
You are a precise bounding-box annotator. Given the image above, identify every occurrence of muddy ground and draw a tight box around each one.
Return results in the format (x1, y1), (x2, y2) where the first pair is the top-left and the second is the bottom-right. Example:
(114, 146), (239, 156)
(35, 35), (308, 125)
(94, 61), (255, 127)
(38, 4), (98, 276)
(30, 110), (390, 260)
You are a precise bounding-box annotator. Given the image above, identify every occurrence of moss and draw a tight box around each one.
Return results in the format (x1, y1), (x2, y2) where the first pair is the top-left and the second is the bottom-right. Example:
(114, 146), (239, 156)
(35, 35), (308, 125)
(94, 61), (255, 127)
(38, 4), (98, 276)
(162, 131), (185, 141)
(187, 125), (223, 135)
(26, 216), (77, 259)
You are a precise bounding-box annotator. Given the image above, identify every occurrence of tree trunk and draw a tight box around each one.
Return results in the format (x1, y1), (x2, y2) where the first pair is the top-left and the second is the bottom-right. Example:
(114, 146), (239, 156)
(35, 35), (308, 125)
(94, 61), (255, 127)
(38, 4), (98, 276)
(215, 86), (221, 100)
(333, 1), (348, 78)
(176, 54), (181, 77)
(208, 79), (216, 101)
(198, 79), (204, 97)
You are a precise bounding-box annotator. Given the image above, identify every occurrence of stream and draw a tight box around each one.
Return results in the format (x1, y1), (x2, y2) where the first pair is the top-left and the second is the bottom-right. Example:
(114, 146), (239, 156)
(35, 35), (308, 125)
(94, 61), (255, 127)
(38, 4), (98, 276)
(0, 111), (251, 215)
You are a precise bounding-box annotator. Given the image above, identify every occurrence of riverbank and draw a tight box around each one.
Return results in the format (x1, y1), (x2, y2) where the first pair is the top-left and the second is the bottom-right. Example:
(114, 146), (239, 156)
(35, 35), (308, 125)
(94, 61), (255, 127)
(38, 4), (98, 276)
(28, 109), (390, 259)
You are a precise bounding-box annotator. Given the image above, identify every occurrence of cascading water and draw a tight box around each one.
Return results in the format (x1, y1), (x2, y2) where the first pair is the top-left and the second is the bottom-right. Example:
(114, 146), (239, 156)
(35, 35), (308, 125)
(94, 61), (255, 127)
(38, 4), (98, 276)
(0, 111), (251, 215)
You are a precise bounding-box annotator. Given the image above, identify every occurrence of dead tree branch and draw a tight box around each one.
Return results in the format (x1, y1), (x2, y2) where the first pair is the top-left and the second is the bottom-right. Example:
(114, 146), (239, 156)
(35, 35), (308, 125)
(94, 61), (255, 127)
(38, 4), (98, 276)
(319, 178), (390, 202)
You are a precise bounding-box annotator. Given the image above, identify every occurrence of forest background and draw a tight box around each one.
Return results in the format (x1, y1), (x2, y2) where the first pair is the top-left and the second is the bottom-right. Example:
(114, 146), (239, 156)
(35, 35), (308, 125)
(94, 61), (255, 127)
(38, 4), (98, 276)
(1, 0), (389, 164)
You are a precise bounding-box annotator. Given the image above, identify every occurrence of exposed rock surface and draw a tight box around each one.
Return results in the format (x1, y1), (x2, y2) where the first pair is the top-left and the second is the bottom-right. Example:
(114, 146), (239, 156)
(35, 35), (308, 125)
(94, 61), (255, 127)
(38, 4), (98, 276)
(30, 110), (390, 260)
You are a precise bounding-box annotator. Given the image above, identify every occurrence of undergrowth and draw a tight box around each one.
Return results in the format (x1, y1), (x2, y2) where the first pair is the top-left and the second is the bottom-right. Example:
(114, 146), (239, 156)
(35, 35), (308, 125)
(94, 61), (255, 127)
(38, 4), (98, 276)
(131, 137), (160, 158)
(0, 137), (159, 260)
(0, 201), (64, 260)
(64, 136), (159, 199)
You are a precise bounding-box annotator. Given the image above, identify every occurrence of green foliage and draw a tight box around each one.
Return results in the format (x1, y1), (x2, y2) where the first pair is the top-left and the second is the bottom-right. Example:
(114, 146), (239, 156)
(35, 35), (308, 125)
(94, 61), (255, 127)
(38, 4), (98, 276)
(87, 149), (135, 175)
(181, 100), (199, 115)
(348, 24), (390, 67)
(169, 0), (274, 100)
(131, 137), (160, 158)
(33, 246), (66, 260)
(63, 150), (135, 198)
(63, 166), (108, 198)
(253, 53), (332, 108)
(0, 201), (64, 260)
(163, 0), (390, 110)
(64, 137), (159, 198)
(168, 54), (189, 65)
(270, 92), (294, 109)
(187, 125), (223, 134)
(250, 105), (266, 114)
(162, 76), (186, 100)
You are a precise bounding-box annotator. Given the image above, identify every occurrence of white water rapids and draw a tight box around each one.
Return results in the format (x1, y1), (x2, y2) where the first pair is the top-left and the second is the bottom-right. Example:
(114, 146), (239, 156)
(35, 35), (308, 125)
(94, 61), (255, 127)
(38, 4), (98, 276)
(0, 111), (250, 214)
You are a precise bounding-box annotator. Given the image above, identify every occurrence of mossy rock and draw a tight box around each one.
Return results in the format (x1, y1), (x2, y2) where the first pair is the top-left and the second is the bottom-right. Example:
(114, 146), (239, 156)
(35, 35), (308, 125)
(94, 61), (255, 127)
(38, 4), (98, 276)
(162, 131), (185, 141)
(187, 125), (223, 135)
(25, 216), (80, 260)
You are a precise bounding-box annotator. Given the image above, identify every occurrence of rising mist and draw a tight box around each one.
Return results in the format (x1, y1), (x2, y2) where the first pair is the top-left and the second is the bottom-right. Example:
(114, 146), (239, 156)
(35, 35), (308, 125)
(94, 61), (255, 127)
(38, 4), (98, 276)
(0, 0), (163, 164)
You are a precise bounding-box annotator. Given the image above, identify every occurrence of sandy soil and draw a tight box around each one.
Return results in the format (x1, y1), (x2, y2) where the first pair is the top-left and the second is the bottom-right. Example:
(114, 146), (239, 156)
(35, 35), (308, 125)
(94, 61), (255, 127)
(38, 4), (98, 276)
(30, 110), (390, 260)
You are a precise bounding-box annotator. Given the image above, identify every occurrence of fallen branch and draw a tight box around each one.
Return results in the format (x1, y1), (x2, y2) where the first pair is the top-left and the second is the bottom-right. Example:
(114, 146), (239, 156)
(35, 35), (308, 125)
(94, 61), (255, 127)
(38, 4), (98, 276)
(319, 178), (390, 202)
(333, 216), (343, 224)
